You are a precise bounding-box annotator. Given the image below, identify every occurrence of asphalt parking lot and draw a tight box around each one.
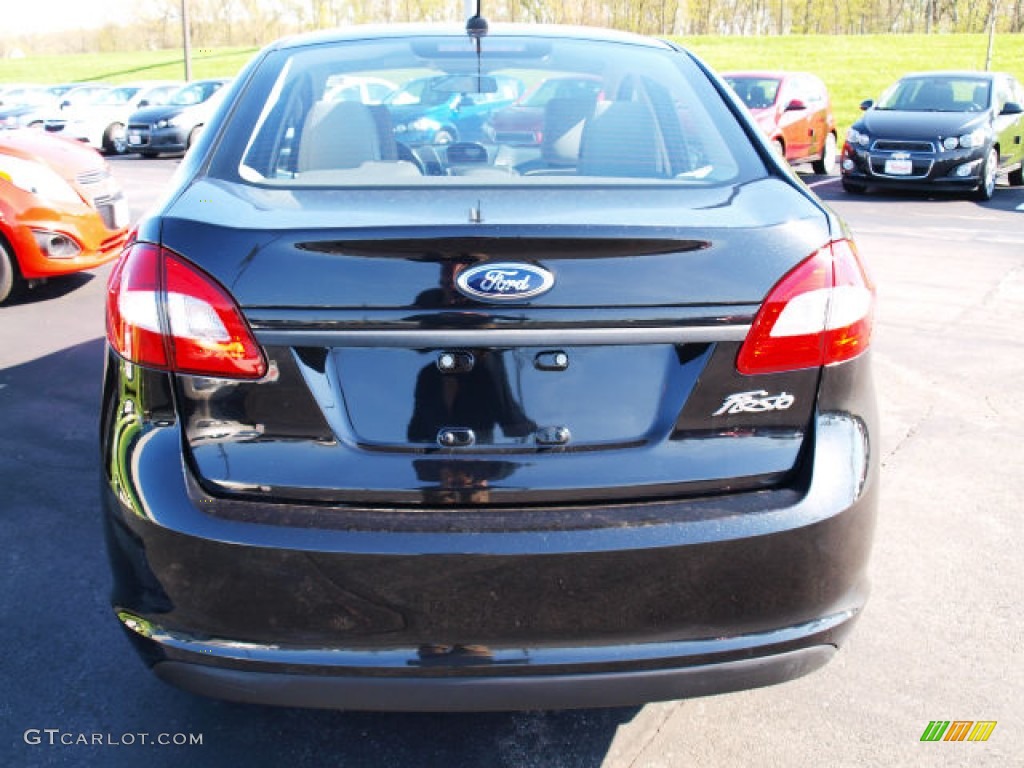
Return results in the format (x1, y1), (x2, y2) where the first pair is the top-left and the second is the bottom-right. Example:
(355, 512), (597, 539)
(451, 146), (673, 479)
(1, 156), (1022, 767)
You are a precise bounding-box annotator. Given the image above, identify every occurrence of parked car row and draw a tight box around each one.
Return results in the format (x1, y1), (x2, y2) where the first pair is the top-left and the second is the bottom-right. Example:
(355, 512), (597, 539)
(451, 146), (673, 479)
(4, 67), (1021, 203)
(0, 78), (231, 158)
(723, 68), (1024, 200)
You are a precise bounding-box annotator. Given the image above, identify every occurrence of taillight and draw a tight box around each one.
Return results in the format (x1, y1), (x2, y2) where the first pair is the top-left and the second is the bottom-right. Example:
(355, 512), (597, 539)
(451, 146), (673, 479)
(736, 239), (874, 375)
(106, 242), (267, 379)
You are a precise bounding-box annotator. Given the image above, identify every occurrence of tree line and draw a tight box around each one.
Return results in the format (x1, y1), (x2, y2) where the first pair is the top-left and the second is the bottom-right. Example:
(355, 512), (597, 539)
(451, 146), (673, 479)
(3, 0), (1022, 57)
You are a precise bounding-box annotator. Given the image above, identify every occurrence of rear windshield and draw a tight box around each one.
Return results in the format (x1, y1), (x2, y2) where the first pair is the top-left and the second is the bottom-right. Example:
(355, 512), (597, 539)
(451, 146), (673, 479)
(212, 32), (763, 188)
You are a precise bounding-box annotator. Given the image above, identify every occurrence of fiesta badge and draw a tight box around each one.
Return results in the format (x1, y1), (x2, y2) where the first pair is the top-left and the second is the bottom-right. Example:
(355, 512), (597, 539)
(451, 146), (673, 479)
(456, 262), (555, 302)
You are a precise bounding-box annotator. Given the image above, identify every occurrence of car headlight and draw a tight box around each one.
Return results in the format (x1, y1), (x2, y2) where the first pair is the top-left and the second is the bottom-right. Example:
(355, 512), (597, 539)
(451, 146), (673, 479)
(155, 115), (184, 129)
(942, 136), (959, 150)
(958, 129), (987, 149)
(0, 154), (81, 205)
(846, 128), (870, 147)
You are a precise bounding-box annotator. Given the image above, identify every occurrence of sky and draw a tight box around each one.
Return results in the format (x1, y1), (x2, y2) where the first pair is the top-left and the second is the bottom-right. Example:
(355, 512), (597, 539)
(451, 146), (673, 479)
(5, 0), (135, 37)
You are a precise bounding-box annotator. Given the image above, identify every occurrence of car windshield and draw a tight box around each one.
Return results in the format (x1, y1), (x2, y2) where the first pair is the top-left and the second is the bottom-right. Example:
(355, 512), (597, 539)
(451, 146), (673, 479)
(223, 32), (759, 188)
(724, 77), (781, 110)
(877, 76), (991, 112)
(169, 81), (222, 106)
(94, 87), (141, 106)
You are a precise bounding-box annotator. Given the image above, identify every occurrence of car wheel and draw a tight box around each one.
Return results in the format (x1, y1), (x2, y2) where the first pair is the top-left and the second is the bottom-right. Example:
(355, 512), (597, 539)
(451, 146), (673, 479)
(974, 147), (998, 201)
(0, 238), (24, 305)
(434, 128), (456, 145)
(1008, 164), (1023, 187)
(812, 133), (837, 175)
(103, 123), (128, 155)
(841, 179), (866, 195)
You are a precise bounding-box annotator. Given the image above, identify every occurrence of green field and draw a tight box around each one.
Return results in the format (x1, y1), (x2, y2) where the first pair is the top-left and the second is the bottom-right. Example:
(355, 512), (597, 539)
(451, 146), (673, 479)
(1, 34), (1021, 135)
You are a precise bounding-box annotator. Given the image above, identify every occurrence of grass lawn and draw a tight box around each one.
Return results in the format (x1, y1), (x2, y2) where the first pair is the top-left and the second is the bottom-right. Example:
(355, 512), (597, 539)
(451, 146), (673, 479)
(0, 47), (257, 85)
(1, 34), (1021, 135)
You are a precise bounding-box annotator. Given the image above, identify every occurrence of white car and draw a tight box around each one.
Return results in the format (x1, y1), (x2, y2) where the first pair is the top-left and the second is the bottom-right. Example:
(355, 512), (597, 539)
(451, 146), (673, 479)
(0, 83), (89, 130)
(324, 75), (398, 104)
(43, 81), (181, 155)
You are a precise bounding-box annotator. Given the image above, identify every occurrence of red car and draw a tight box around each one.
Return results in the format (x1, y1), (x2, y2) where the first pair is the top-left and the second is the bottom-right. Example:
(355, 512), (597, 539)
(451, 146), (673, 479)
(485, 75), (604, 145)
(0, 130), (129, 303)
(723, 71), (837, 174)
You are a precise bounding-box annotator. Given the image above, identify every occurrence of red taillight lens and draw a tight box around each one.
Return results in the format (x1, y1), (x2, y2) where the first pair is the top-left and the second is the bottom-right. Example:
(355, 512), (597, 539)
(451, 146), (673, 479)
(106, 242), (267, 379)
(737, 239), (874, 375)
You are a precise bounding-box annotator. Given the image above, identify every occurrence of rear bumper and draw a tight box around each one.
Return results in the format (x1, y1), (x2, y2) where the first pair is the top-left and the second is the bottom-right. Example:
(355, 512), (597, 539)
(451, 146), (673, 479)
(153, 645), (836, 712)
(101, 350), (878, 710)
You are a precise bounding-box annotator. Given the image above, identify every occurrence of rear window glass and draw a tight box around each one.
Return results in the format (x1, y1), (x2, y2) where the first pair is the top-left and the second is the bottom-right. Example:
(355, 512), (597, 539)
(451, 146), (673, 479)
(214, 32), (762, 188)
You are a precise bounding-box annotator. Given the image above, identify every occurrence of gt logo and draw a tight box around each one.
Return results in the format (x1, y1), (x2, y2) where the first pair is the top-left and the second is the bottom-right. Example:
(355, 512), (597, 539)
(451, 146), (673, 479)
(714, 390), (795, 416)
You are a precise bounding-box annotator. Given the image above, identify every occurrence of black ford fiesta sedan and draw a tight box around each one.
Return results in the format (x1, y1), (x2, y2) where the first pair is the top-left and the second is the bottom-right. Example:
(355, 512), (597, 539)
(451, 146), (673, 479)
(841, 70), (1024, 200)
(100, 21), (878, 711)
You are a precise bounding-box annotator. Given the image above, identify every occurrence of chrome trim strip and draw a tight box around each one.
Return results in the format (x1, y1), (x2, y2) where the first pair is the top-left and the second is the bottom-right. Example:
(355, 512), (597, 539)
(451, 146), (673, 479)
(254, 325), (751, 347)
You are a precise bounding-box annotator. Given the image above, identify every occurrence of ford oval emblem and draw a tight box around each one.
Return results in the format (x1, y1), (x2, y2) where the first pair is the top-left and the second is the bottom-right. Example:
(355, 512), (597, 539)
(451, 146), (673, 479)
(456, 262), (555, 302)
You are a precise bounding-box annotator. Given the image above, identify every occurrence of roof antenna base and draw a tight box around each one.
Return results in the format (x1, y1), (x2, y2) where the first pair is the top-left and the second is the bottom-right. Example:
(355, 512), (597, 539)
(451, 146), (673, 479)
(466, 15), (489, 37)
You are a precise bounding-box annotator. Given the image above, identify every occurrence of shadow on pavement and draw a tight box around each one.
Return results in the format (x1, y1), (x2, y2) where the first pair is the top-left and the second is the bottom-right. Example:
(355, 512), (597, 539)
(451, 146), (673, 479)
(1, 339), (641, 768)
(2, 273), (95, 307)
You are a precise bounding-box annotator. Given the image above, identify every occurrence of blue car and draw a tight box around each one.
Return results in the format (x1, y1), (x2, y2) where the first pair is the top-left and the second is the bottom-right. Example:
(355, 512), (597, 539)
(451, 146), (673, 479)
(386, 74), (523, 145)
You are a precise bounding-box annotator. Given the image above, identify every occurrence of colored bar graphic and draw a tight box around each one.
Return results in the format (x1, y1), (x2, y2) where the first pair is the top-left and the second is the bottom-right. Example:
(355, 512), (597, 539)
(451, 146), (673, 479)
(944, 722), (973, 741)
(920, 721), (996, 742)
(967, 722), (997, 742)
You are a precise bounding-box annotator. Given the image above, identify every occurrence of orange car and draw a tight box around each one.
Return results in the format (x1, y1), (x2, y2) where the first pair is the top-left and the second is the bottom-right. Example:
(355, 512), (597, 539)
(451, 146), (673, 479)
(723, 71), (838, 175)
(0, 130), (129, 303)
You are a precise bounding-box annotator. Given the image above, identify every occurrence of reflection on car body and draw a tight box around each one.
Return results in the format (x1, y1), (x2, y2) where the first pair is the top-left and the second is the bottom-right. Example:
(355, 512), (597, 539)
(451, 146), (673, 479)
(841, 70), (1024, 200)
(101, 20), (878, 712)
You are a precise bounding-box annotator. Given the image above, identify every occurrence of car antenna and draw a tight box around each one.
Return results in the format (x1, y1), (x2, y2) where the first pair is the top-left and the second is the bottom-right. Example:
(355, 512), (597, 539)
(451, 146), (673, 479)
(465, 0), (488, 99)
(465, 0), (488, 36)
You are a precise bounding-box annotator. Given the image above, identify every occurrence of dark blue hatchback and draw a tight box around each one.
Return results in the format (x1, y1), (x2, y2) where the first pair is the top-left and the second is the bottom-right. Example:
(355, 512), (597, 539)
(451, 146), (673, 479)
(101, 21), (878, 711)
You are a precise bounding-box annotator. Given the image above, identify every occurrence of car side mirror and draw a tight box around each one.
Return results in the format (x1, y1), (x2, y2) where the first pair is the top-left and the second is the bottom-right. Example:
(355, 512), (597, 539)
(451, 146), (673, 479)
(60, 99), (71, 110)
(138, 99), (150, 108)
(784, 99), (807, 112)
(859, 99), (874, 111)
(1000, 101), (1023, 116)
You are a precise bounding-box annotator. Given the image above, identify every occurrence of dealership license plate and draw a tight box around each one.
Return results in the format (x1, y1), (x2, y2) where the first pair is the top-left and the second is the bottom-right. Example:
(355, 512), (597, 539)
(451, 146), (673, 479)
(884, 157), (913, 175)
